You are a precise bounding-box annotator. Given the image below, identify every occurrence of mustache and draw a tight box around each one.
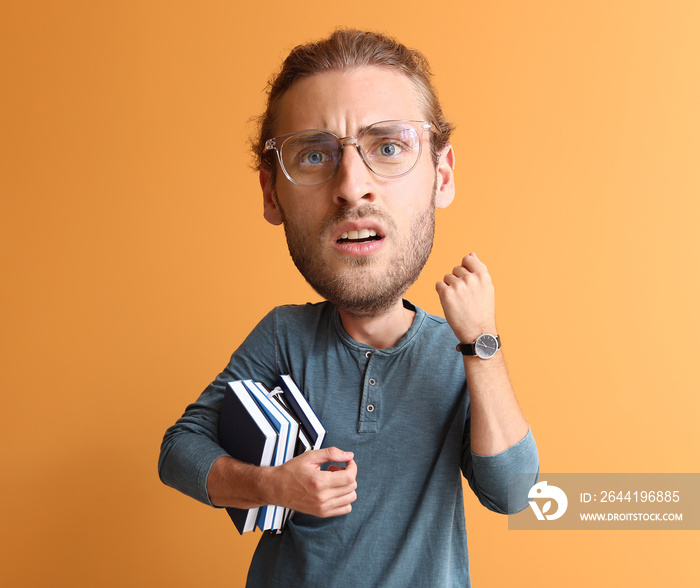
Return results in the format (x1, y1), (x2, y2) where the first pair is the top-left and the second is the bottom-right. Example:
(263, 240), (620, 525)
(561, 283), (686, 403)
(320, 205), (397, 235)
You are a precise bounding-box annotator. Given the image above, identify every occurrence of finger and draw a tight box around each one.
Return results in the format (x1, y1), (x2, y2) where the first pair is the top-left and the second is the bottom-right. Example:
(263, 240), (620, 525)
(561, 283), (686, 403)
(334, 487), (358, 507)
(435, 279), (453, 295)
(451, 265), (470, 279)
(325, 476), (357, 498)
(462, 252), (487, 273)
(327, 460), (357, 474)
(441, 272), (460, 285)
(341, 458), (357, 480)
(441, 271), (470, 289)
(326, 459), (357, 488)
(324, 483), (358, 509)
(311, 447), (354, 466)
(320, 490), (357, 517)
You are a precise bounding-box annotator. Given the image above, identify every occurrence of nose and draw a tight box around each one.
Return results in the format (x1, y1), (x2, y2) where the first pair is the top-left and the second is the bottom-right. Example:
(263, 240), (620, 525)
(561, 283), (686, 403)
(331, 143), (376, 207)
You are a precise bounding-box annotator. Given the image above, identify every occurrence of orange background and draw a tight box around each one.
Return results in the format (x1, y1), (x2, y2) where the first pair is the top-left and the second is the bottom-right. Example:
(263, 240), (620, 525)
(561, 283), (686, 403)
(2, 1), (699, 586)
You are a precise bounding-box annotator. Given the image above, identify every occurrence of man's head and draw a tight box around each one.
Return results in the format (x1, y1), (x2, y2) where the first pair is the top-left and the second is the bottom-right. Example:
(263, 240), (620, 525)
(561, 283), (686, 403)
(255, 30), (456, 318)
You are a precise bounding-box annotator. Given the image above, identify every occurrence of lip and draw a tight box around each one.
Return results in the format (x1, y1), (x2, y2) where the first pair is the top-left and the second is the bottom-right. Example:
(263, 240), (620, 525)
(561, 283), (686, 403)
(331, 220), (386, 257)
(332, 221), (386, 242)
(333, 237), (385, 257)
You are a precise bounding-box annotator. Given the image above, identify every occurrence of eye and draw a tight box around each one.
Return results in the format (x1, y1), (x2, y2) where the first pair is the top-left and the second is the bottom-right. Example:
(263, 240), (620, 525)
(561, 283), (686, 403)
(379, 142), (399, 157)
(283, 132), (338, 171)
(370, 140), (405, 159)
(361, 123), (419, 162)
(299, 150), (332, 166)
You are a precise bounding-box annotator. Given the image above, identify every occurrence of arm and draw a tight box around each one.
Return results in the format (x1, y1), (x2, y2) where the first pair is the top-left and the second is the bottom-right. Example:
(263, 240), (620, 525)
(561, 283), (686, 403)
(159, 399), (358, 517)
(436, 252), (529, 456)
(158, 379), (358, 517)
(437, 253), (538, 513)
(158, 308), (358, 517)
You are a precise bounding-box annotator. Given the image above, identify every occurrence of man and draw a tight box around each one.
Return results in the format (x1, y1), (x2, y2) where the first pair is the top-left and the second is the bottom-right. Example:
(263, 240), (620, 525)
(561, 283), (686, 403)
(159, 29), (538, 587)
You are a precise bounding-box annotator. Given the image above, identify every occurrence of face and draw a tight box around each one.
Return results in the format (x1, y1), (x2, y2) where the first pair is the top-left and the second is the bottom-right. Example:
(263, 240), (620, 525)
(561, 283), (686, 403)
(261, 67), (455, 317)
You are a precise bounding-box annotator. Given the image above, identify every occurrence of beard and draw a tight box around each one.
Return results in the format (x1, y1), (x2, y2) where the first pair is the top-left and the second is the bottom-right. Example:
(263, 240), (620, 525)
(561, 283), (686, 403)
(275, 181), (437, 318)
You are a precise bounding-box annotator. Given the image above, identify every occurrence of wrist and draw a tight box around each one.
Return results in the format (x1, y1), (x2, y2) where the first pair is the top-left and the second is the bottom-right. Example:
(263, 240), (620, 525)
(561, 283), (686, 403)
(453, 321), (497, 344)
(252, 464), (277, 506)
(207, 456), (272, 509)
(456, 332), (501, 359)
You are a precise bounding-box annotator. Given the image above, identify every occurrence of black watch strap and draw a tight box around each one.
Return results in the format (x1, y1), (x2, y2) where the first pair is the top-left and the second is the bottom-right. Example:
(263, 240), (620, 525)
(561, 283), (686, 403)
(456, 335), (501, 355)
(456, 342), (474, 355)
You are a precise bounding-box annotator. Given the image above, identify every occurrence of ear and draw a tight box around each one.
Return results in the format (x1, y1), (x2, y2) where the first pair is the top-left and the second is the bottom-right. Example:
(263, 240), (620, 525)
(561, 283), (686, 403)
(435, 144), (455, 209)
(260, 168), (283, 226)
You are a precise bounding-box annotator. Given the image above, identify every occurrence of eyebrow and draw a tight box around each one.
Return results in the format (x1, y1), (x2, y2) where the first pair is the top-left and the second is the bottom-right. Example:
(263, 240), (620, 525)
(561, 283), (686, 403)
(283, 122), (412, 142)
(285, 131), (337, 145)
(359, 123), (408, 137)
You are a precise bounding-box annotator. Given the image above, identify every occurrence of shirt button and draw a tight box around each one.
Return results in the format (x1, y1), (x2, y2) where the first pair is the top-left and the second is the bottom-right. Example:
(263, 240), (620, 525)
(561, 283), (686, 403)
(365, 351), (372, 358)
(366, 404), (375, 412)
(369, 378), (376, 386)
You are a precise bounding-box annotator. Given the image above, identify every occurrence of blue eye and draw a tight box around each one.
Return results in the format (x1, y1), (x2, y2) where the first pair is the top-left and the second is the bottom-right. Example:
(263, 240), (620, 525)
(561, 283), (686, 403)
(379, 143), (398, 157)
(303, 151), (326, 165)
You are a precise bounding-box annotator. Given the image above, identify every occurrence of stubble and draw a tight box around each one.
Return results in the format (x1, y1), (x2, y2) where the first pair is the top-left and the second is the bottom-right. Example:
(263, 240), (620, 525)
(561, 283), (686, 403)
(275, 178), (438, 318)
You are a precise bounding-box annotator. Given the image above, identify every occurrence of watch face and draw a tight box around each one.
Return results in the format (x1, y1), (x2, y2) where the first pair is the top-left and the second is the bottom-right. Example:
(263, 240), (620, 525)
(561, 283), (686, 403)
(475, 334), (498, 359)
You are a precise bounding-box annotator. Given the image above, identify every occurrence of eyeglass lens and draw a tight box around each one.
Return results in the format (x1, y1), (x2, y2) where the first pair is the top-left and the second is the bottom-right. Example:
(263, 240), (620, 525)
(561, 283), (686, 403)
(279, 122), (423, 186)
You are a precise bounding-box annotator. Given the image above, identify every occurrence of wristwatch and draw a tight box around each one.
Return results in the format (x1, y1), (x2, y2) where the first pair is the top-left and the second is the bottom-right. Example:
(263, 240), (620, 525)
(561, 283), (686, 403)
(456, 334), (501, 359)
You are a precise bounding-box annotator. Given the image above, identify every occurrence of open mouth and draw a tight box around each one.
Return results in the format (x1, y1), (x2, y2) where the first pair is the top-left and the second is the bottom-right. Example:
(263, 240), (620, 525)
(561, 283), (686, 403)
(336, 229), (382, 244)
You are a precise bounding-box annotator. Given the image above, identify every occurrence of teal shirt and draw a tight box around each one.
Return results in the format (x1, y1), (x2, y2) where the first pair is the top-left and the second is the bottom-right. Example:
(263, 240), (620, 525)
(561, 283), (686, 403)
(159, 301), (539, 587)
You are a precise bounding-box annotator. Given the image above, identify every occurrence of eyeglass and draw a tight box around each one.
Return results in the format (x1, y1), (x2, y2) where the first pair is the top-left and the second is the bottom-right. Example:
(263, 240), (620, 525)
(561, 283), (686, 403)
(264, 120), (438, 187)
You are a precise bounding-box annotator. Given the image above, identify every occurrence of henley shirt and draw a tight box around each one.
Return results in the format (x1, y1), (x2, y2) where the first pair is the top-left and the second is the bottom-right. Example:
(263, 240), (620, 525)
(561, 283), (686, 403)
(159, 300), (539, 587)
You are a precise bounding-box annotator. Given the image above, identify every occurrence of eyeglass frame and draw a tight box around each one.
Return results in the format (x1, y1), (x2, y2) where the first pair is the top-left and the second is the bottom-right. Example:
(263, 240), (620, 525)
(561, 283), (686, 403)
(263, 119), (439, 187)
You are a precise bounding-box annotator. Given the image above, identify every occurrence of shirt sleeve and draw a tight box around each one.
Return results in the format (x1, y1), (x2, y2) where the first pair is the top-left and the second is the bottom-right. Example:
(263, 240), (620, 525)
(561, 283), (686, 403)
(157, 309), (280, 507)
(461, 427), (540, 514)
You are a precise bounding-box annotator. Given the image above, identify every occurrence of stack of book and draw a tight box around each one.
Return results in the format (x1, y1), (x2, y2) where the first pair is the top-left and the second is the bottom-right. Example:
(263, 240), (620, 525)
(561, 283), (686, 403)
(217, 374), (326, 534)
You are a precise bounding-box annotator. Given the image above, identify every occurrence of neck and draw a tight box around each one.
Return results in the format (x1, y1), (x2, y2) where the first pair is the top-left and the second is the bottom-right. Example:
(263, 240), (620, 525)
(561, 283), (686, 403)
(337, 299), (416, 349)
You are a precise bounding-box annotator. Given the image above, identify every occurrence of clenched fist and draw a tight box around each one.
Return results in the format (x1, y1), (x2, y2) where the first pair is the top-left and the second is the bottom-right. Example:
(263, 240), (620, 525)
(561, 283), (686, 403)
(435, 252), (497, 344)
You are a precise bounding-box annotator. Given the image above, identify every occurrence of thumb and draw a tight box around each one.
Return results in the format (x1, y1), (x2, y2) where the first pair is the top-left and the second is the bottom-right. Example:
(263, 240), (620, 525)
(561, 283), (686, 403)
(316, 446), (354, 465)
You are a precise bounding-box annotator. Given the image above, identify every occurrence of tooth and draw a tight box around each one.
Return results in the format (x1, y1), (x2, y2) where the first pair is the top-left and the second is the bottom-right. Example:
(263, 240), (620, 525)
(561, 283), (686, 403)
(340, 232), (348, 239)
(358, 229), (370, 239)
(368, 229), (377, 237)
(347, 231), (359, 240)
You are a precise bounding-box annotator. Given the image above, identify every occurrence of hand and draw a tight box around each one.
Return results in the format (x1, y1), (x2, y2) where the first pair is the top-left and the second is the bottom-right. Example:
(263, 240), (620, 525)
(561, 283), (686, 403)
(267, 447), (358, 518)
(435, 252), (497, 344)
